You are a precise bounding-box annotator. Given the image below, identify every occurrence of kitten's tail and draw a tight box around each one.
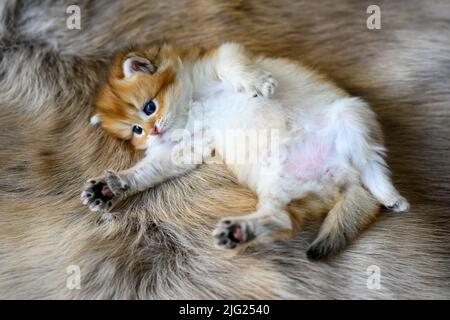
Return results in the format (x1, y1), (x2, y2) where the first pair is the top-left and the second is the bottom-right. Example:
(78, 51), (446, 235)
(306, 184), (379, 261)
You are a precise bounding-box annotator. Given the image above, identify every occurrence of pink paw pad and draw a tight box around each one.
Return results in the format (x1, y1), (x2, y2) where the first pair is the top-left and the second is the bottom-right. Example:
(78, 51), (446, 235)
(101, 185), (114, 198)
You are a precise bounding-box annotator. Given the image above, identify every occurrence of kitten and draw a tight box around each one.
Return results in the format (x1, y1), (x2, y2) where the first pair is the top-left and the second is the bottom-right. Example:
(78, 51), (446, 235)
(82, 42), (409, 260)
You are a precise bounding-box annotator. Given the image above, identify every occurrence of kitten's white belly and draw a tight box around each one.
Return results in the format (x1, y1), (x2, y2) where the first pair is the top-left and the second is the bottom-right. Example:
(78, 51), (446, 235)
(196, 82), (346, 198)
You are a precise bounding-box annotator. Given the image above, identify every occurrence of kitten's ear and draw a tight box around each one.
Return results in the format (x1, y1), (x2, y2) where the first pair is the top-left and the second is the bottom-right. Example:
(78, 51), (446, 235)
(123, 56), (156, 78)
(90, 114), (101, 125)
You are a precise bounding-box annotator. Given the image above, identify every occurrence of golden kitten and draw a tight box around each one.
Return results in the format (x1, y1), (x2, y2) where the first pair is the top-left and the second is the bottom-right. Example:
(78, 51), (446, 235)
(83, 42), (409, 260)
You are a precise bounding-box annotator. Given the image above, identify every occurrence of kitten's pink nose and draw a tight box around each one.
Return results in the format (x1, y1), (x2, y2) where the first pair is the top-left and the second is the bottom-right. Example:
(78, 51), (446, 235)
(150, 126), (159, 136)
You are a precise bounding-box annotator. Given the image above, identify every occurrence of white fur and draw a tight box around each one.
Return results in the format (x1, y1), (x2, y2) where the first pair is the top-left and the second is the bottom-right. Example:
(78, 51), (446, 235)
(106, 43), (409, 242)
(90, 114), (101, 125)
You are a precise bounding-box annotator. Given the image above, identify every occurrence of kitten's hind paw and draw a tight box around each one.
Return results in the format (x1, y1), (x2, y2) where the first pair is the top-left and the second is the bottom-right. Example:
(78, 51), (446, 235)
(306, 238), (340, 262)
(244, 72), (277, 98)
(212, 218), (255, 249)
(306, 244), (328, 262)
(385, 196), (410, 213)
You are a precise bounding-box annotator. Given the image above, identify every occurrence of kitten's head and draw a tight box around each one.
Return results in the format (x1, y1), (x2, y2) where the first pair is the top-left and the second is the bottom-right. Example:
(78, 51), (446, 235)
(92, 43), (191, 150)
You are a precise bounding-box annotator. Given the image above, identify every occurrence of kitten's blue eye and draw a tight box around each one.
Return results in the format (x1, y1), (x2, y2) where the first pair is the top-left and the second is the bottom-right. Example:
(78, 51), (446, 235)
(143, 100), (157, 116)
(132, 125), (143, 135)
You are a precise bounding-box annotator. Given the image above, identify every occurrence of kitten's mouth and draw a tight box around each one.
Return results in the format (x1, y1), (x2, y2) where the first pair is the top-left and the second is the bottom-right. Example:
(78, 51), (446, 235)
(150, 125), (170, 137)
(150, 126), (160, 136)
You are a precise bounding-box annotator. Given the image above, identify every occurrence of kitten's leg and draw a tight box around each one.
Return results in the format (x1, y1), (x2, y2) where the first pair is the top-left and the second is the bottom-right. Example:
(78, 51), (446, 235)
(197, 43), (277, 98)
(361, 155), (410, 213)
(215, 43), (277, 97)
(330, 97), (409, 213)
(306, 184), (379, 261)
(212, 197), (293, 249)
(81, 142), (199, 212)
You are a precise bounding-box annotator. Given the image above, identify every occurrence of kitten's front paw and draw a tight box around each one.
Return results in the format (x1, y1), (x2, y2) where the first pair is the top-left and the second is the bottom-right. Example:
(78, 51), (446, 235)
(212, 218), (255, 249)
(245, 72), (277, 98)
(104, 170), (129, 196)
(81, 171), (128, 212)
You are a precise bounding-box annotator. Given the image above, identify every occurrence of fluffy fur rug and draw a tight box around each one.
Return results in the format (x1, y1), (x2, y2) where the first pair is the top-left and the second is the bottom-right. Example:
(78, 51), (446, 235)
(0, 0), (449, 299)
